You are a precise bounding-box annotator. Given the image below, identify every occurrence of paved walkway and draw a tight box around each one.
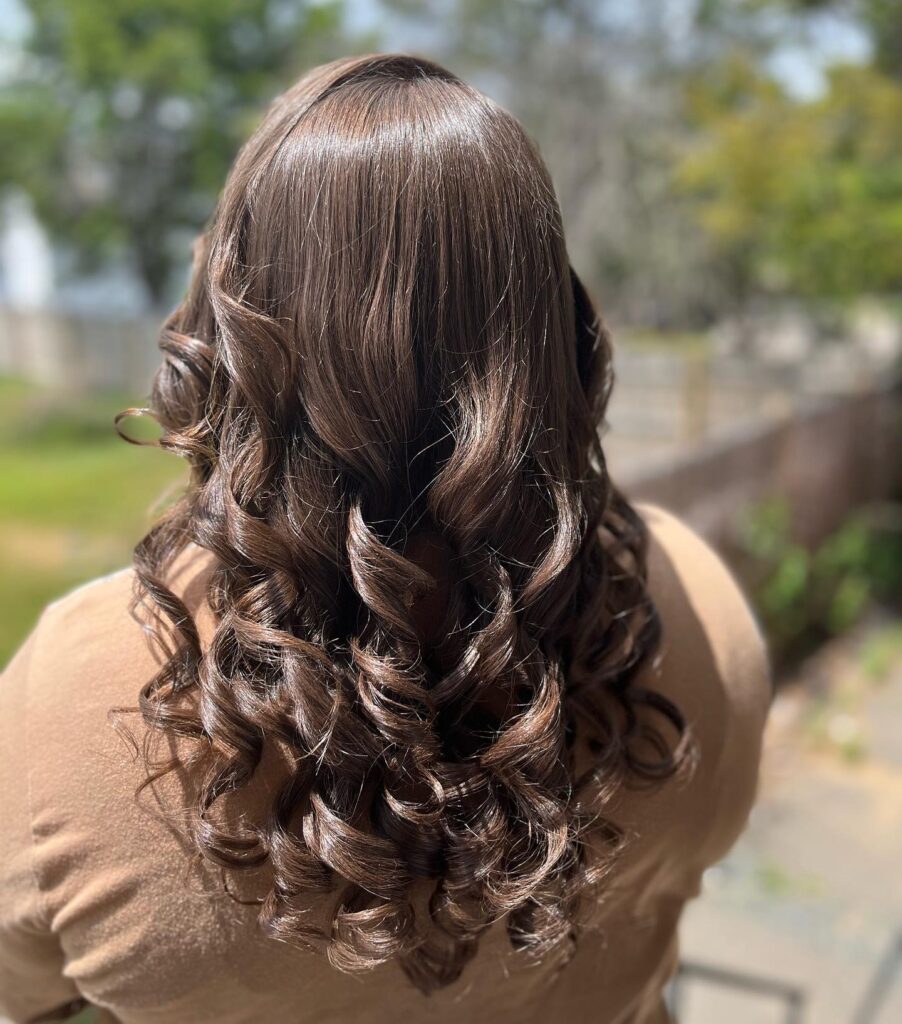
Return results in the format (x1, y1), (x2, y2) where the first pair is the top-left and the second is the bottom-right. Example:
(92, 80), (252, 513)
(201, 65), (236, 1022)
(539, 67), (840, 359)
(677, 609), (902, 1023)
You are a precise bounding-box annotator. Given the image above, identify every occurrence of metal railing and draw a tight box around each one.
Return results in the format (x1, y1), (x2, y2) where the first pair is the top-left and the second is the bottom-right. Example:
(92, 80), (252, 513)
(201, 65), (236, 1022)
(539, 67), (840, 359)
(668, 961), (805, 1023)
(668, 931), (902, 1024)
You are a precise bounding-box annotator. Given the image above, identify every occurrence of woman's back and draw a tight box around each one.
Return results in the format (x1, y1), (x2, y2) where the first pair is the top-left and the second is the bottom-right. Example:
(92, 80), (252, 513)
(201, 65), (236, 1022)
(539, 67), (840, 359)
(0, 501), (771, 1024)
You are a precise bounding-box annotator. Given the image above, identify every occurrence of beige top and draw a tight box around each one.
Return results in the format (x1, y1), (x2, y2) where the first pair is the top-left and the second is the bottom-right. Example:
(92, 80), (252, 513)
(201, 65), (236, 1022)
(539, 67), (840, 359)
(0, 502), (772, 1024)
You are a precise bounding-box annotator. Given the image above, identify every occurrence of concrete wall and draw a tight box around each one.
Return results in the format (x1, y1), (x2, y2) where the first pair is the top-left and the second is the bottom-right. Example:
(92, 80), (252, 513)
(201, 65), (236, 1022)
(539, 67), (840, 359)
(620, 385), (901, 548)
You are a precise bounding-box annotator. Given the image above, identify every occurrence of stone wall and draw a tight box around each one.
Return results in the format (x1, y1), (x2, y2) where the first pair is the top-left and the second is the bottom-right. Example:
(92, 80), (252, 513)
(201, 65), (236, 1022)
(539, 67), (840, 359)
(620, 385), (901, 548)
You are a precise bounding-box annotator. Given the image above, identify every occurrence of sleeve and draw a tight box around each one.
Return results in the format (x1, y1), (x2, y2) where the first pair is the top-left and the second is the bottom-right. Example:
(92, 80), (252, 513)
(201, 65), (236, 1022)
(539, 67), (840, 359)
(0, 616), (87, 1023)
(638, 500), (774, 870)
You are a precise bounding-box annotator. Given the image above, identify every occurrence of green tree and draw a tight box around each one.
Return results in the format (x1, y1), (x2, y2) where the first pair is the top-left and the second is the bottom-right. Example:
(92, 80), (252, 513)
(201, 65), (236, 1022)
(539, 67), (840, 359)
(678, 56), (902, 302)
(0, 0), (352, 306)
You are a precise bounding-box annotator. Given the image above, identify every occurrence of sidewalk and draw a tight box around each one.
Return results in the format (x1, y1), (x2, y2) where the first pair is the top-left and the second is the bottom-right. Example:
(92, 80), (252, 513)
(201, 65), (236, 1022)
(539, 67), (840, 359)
(677, 609), (902, 1023)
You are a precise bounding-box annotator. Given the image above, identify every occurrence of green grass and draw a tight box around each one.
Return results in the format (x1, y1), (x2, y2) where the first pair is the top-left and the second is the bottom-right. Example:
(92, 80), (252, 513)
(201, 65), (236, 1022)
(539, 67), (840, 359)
(618, 329), (710, 353)
(0, 376), (185, 663)
(1, 441), (178, 529)
(860, 622), (902, 682)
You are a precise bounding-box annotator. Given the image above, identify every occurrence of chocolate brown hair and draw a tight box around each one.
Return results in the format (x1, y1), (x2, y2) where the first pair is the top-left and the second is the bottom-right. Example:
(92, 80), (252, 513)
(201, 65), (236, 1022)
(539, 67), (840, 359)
(117, 52), (688, 993)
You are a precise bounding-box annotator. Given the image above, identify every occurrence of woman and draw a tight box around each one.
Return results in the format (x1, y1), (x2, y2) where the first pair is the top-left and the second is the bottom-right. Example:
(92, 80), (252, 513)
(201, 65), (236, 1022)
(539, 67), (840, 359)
(0, 53), (771, 1024)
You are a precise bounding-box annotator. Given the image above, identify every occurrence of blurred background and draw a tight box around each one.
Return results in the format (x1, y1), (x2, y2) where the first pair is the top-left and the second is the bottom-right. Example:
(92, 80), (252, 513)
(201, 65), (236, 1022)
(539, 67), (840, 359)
(0, 1), (900, 1021)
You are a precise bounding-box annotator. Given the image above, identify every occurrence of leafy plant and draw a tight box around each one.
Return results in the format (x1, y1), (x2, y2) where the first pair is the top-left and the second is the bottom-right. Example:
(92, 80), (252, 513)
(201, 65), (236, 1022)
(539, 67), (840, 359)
(735, 496), (902, 668)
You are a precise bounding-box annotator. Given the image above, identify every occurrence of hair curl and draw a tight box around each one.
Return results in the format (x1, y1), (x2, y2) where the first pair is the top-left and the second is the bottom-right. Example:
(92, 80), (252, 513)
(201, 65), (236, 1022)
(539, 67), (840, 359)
(115, 52), (690, 993)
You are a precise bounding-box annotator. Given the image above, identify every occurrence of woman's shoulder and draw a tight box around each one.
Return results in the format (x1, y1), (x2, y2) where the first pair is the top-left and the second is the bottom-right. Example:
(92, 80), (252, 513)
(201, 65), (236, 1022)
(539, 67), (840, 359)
(1, 563), (140, 709)
(0, 542), (217, 757)
(636, 499), (773, 724)
(0, 541), (218, 852)
(625, 500), (774, 870)
(15, 542), (215, 673)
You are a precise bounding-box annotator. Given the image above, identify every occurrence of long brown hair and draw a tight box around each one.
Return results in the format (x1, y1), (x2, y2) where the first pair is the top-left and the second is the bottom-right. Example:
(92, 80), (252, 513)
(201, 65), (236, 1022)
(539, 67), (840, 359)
(117, 52), (688, 993)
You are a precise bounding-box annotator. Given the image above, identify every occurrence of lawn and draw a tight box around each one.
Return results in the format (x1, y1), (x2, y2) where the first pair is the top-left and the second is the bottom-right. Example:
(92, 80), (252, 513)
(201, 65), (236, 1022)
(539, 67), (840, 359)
(0, 376), (186, 663)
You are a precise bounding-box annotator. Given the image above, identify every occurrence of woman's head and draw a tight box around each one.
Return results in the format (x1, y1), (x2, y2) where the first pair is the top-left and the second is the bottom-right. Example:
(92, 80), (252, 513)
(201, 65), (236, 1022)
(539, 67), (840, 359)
(159, 53), (600, 581)
(122, 53), (687, 992)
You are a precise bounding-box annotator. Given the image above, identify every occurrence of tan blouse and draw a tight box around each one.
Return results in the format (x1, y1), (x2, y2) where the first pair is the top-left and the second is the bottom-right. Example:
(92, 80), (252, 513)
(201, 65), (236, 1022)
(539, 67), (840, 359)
(0, 501), (772, 1024)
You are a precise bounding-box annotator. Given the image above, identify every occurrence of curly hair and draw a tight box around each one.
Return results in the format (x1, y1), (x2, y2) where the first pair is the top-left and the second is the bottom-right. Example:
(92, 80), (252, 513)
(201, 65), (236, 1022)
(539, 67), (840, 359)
(114, 52), (690, 994)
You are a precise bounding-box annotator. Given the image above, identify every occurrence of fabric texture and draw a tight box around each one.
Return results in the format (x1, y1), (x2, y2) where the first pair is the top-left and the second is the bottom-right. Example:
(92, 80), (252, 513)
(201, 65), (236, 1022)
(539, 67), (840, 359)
(0, 501), (773, 1024)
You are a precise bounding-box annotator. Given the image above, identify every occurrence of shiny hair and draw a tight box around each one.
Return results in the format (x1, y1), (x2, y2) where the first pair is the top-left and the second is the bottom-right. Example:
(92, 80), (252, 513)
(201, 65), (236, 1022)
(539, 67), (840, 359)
(115, 52), (689, 993)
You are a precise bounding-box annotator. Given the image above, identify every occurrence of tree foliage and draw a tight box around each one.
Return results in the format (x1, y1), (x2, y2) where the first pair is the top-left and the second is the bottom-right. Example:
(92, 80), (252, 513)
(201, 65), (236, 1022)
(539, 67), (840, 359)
(0, 0), (899, 320)
(679, 55), (902, 300)
(0, 0), (350, 305)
